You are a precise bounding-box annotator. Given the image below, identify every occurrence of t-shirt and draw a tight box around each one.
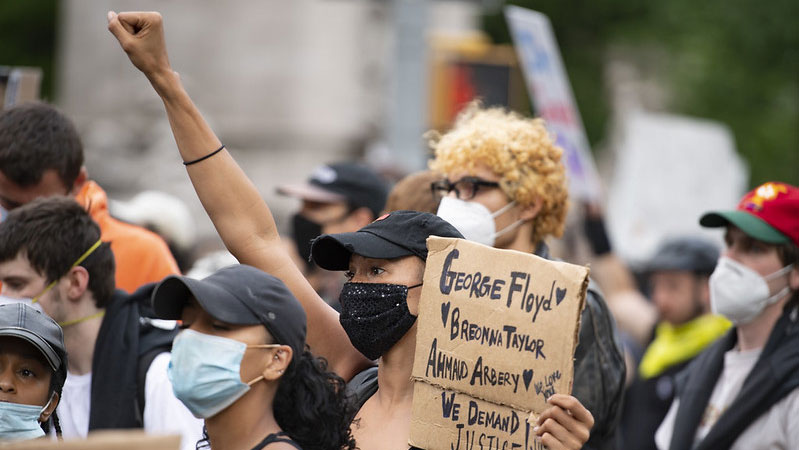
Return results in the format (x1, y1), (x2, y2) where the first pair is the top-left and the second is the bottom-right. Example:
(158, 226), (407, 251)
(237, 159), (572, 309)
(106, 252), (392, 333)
(656, 347), (799, 449)
(57, 371), (91, 438)
(57, 353), (203, 450)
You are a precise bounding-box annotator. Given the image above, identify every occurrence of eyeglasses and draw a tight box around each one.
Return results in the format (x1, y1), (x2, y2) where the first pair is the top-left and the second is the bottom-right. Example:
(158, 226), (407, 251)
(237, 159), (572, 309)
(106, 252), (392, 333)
(430, 177), (500, 200)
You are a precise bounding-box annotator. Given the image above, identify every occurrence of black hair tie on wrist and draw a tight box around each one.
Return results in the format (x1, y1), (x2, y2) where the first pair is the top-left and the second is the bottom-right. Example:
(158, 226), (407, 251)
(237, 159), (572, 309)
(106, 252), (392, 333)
(183, 144), (225, 166)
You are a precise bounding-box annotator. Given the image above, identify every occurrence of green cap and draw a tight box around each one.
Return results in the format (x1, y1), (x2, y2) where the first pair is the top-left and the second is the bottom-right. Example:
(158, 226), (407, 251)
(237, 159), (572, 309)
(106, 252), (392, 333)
(699, 210), (790, 244)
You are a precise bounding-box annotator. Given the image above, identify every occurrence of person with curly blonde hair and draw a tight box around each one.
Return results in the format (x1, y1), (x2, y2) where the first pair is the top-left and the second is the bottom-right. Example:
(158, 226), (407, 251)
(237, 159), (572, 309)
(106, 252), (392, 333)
(431, 103), (627, 450)
(430, 104), (569, 249)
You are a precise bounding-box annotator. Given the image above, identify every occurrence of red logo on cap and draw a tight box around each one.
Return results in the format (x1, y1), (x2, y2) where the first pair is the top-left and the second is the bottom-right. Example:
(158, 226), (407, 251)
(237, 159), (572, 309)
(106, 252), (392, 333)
(741, 182), (788, 212)
(373, 213), (390, 222)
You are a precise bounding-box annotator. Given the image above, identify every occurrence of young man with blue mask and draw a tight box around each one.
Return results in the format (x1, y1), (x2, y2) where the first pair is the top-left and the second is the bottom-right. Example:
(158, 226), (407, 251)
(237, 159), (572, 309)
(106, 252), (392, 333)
(655, 181), (799, 450)
(430, 104), (626, 450)
(0, 197), (202, 450)
(0, 302), (66, 441)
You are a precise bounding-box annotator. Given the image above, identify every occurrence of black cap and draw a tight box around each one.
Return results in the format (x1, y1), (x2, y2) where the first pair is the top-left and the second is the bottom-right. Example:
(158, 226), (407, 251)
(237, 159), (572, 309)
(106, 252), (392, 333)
(645, 236), (720, 275)
(0, 303), (66, 372)
(151, 265), (307, 355)
(310, 210), (464, 271)
(277, 162), (389, 217)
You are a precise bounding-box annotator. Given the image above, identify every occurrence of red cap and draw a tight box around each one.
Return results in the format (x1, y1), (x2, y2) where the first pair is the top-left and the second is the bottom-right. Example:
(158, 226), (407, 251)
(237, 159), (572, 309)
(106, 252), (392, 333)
(700, 182), (799, 247)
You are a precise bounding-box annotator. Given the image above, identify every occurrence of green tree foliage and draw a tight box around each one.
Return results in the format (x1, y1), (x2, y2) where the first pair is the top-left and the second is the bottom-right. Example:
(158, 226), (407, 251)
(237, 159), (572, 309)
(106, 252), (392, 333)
(483, 0), (799, 186)
(0, 1), (58, 101)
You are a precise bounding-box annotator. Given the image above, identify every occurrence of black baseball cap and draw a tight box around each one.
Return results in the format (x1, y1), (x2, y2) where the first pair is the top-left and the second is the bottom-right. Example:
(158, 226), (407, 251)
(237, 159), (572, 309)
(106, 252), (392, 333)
(151, 265), (306, 355)
(277, 162), (389, 217)
(0, 303), (66, 372)
(645, 236), (720, 275)
(310, 210), (464, 271)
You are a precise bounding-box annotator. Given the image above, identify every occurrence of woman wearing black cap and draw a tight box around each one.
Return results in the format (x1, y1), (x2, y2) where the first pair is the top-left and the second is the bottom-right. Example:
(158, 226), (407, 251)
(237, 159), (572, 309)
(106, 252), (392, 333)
(109, 12), (594, 450)
(151, 265), (356, 450)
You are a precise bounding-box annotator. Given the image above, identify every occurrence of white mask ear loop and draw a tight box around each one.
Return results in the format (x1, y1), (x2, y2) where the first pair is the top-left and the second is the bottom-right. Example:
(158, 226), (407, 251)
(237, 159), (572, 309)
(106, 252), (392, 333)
(38, 392), (56, 421)
(764, 263), (794, 282)
(245, 345), (283, 386)
(490, 201), (524, 240)
(763, 264), (795, 304)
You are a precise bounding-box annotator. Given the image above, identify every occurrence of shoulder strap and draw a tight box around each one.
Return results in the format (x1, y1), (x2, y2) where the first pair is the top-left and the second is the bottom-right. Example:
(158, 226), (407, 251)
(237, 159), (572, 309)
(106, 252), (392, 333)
(346, 366), (379, 411)
(251, 431), (303, 450)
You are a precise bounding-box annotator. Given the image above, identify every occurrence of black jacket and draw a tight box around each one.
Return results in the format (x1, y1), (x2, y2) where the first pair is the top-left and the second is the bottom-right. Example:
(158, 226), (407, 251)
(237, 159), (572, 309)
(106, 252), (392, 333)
(88, 283), (177, 430)
(534, 243), (626, 450)
(667, 303), (799, 450)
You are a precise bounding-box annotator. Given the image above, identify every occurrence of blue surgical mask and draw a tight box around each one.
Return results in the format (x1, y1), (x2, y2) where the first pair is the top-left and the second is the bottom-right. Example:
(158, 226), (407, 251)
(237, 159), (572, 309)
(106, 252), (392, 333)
(168, 329), (280, 419)
(0, 396), (52, 441)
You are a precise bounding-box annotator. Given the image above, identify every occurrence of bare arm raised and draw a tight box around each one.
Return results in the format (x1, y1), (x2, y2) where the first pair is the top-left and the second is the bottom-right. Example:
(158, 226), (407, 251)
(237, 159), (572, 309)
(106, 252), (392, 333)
(107, 11), (370, 380)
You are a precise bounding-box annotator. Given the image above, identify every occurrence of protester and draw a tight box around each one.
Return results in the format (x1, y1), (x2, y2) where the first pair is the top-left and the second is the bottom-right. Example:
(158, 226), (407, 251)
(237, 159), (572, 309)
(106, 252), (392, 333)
(0, 197), (202, 450)
(151, 264), (357, 450)
(382, 169), (444, 214)
(108, 11), (595, 450)
(0, 303), (66, 441)
(655, 181), (799, 449)
(0, 103), (180, 292)
(278, 162), (387, 306)
(621, 236), (729, 450)
(430, 104), (626, 449)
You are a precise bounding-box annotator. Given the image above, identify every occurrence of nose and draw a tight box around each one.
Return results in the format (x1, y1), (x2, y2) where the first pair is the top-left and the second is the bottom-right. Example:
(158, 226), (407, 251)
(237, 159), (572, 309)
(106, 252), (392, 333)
(0, 369), (16, 394)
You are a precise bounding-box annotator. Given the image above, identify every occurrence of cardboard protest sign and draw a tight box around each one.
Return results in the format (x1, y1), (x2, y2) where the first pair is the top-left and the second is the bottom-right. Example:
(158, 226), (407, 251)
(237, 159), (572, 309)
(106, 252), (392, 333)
(0, 431), (179, 450)
(504, 6), (602, 203)
(410, 237), (588, 450)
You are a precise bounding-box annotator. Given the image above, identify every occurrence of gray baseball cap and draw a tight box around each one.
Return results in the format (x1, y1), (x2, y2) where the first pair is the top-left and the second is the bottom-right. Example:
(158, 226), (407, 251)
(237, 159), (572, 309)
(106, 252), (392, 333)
(645, 236), (720, 275)
(0, 303), (66, 371)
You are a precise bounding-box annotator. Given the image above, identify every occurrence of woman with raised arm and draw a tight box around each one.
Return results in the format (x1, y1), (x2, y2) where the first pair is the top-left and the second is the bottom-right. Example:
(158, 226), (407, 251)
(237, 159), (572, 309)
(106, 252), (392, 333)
(107, 11), (594, 450)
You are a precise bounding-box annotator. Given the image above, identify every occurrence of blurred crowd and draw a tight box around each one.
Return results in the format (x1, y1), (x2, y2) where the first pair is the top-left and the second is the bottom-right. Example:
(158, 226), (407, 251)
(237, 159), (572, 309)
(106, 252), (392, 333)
(0, 9), (795, 450)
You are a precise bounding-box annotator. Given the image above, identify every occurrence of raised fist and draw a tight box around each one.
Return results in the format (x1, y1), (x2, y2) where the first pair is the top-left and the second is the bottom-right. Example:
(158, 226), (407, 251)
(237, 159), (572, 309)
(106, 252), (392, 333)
(107, 11), (172, 79)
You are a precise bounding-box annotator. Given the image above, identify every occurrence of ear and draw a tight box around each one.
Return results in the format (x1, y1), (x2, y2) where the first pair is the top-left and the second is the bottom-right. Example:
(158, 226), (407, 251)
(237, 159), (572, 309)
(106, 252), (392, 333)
(64, 265), (91, 301)
(518, 196), (543, 222)
(789, 265), (799, 291)
(348, 207), (375, 229)
(39, 392), (59, 423)
(261, 345), (293, 382)
(697, 276), (712, 311)
(69, 167), (88, 195)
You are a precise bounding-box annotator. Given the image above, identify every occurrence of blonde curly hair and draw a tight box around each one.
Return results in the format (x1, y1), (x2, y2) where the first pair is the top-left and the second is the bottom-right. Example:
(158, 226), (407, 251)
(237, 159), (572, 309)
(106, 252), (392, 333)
(428, 103), (569, 244)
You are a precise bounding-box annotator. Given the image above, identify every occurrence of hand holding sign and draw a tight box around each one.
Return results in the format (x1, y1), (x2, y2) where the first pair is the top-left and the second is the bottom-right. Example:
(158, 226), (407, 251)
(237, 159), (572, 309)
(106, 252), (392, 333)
(535, 394), (594, 450)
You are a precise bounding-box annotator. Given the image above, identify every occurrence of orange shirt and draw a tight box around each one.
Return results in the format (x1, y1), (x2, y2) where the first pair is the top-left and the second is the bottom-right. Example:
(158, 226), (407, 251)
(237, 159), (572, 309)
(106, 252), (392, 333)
(75, 181), (180, 292)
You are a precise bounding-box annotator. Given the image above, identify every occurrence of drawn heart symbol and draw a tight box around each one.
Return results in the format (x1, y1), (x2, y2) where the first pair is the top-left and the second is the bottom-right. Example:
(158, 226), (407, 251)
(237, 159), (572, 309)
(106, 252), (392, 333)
(522, 369), (534, 391)
(555, 287), (567, 305)
(441, 301), (451, 328)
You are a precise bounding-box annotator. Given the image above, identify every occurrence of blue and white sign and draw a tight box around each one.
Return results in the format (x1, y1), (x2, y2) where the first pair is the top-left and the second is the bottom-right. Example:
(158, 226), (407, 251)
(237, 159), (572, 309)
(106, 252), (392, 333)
(505, 6), (602, 202)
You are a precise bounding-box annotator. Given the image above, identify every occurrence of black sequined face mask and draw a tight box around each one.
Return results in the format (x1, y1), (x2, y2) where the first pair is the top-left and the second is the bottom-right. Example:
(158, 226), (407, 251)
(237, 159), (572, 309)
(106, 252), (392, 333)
(338, 281), (422, 360)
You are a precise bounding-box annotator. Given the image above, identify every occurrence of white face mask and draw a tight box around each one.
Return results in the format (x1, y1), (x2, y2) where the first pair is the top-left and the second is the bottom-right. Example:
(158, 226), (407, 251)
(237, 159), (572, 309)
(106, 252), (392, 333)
(0, 295), (45, 314)
(709, 256), (794, 325)
(436, 196), (522, 247)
